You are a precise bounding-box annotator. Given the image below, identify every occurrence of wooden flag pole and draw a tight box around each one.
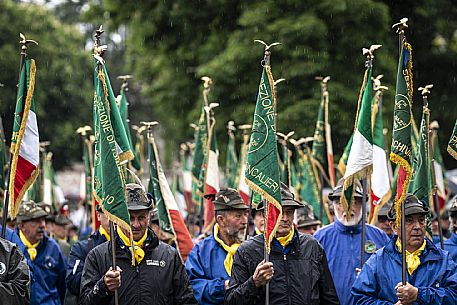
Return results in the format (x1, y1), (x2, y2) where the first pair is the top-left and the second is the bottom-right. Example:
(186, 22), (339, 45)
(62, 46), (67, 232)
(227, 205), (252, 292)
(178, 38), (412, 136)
(393, 17), (409, 286)
(2, 33), (37, 238)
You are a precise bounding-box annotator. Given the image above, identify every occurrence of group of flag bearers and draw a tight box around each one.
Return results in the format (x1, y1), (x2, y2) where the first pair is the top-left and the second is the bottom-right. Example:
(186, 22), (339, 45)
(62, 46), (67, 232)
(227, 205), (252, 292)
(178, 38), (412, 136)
(1, 16), (457, 305)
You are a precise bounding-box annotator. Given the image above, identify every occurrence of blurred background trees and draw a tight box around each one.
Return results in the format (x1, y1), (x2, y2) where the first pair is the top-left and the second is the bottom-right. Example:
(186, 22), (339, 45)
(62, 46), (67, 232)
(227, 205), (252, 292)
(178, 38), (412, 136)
(1, 0), (456, 170)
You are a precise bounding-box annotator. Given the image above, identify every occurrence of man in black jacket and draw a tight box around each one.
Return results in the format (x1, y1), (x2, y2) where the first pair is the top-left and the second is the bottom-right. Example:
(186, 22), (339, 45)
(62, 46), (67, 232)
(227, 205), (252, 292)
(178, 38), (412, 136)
(79, 183), (196, 305)
(0, 236), (30, 305)
(225, 184), (340, 305)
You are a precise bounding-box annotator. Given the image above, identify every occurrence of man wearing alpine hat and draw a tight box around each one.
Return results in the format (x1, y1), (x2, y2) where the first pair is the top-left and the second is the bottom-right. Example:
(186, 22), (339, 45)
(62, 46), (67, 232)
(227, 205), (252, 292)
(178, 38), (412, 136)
(225, 183), (339, 304)
(314, 179), (389, 305)
(16, 200), (67, 305)
(185, 188), (249, 305)
(80, 183), (196, 305)
(352, 193), (457, 304)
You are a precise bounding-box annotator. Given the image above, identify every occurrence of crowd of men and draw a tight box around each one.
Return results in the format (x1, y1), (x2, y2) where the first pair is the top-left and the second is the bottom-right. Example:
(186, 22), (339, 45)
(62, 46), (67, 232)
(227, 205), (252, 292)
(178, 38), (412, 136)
(1, 179), (457, 305)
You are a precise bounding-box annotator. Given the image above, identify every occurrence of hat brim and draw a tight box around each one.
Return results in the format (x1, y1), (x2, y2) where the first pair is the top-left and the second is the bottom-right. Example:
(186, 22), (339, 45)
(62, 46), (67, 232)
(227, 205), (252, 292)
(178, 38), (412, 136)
(128, 204), (153, 211)
(214, 200), (249, 211)
(298, 220), (321, 228)
(18, 210), (48, 222)
(281, 199), (304, 208)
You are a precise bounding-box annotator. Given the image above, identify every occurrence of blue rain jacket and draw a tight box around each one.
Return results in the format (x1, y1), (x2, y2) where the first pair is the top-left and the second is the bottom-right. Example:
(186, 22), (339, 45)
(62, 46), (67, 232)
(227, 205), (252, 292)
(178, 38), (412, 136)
(0, 225), (22, 245)
(185, 234), (228, 305)
(443, 231), (457, 264)
(352, 237), (457, 304)
(314, 219), (390, 305)
(15, 230), (67, 305)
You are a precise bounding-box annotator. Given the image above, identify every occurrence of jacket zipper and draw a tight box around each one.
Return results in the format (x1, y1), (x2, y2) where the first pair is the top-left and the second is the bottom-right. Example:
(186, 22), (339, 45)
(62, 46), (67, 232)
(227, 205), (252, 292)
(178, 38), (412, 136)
(284, 254), (292, 305)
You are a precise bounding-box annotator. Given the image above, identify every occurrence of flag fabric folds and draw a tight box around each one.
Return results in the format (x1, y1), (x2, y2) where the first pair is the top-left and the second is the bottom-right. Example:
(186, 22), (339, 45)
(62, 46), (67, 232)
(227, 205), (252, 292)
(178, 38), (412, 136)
(407, 106), (431, 206)
(8, 57), (40, 219)
(93, 62), (131, 236)
(341, 66), (374, 212)
(203, 120), (220, 232)
(390, 41), (414, 226)
(148, 136), (194, 262)
(118, 89), (142, 172)
(448, 120), (457, 160)
(370, 90), (392, 222)
(245, 64), (282, 254)
(225, 127), (238, 189)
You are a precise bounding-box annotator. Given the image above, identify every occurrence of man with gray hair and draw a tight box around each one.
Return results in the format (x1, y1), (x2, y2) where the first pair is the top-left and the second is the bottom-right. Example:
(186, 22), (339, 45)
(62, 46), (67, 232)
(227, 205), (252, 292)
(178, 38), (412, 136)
(185, 188), (249, 305)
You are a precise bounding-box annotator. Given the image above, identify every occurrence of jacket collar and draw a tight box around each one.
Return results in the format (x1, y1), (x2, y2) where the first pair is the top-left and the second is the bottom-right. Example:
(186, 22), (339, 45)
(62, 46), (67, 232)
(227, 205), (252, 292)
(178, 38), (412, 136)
(333, 218), (362, 234)
(385, 236), (442, 264)
(450, 231), (457, 244)
(114, 228), (159, 253)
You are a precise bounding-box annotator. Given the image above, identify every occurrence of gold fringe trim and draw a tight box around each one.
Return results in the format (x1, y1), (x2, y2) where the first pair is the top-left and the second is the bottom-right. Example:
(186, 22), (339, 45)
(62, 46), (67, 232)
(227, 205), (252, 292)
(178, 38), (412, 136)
(404, 42), (414, 105)
(119, 151), (134, 163)
(448, 146), (457, 161)
(245, 178), (282, 254)
(340, 165), (373, 219)
(9, 59), (38, 219)
(390, 152), (412, 228)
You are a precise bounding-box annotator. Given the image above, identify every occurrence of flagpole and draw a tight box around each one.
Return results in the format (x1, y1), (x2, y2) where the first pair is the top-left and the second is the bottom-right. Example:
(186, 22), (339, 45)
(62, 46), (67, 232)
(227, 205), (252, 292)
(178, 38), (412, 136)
(76, 126), (93, 235)
(360, 178), (368, 269)
(393, 17), (409, 286)
(317, 76), (336, 188)
(2, 34), (38, 238)
(93, 25), (120, 305)
(419, 85), (444, 249)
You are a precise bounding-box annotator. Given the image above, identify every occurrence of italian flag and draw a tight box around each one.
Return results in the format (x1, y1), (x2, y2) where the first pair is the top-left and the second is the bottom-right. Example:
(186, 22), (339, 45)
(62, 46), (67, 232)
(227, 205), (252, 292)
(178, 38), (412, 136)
(237, 135), (250, 204)
(370, 90), (391, 223)
(149, 136), (194, 262)
(203, 125), (220, 232)
(341, 66), (373, 211)
(9, 58), (40, 219)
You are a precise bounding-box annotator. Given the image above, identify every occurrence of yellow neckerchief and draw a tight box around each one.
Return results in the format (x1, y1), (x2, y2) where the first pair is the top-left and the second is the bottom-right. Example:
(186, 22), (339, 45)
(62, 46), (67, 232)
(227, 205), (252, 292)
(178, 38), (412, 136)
(19, 230), (40, 261)
(255, 227), (262, 235)
(276, 227), (295, 248)
(117, 227), (148, 265)
(396, 238), (427, 275)
(213, 224), (240, 276)
(99, 226), (110, 241)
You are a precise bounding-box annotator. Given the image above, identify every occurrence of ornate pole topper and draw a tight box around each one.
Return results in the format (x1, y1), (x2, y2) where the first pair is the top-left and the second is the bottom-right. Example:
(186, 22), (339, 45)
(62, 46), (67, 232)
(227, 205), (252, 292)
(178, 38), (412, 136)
(201, 76), (213, 107)
(117, 74), (133, 91)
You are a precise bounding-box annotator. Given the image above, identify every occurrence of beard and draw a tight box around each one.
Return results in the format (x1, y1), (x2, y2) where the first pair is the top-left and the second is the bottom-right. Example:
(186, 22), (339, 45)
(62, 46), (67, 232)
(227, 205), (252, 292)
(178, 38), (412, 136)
(226, 225), (246, 243)
(337, 212), (363, 226)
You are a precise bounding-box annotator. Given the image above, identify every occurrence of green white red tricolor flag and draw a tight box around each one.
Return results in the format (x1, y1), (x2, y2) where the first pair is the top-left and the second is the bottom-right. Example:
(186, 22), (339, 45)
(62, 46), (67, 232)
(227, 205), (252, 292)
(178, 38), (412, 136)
(8, 57), (40, 219)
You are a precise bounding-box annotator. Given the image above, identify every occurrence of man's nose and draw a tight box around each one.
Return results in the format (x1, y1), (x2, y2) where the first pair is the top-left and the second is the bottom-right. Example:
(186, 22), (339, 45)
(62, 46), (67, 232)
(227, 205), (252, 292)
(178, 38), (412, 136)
(131, 218), (139, 228)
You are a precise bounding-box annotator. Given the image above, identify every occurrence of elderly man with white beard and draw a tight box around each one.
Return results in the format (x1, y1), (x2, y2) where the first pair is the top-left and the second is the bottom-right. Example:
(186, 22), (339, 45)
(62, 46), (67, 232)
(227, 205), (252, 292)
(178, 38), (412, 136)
(314, 179), (390, 305)
(185, 189), (249, 305)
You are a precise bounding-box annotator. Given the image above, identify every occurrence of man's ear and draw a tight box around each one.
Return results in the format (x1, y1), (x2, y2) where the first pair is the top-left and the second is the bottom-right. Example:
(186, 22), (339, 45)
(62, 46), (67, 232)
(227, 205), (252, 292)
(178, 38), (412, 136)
(216, 214), (224, 226)
(389, 221), (397, 235)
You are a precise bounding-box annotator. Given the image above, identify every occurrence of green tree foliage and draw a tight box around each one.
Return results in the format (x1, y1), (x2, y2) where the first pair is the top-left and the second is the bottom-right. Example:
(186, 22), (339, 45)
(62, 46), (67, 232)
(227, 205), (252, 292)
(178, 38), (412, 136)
(83, 0), (457, 169)
(0, 0), (92, 169)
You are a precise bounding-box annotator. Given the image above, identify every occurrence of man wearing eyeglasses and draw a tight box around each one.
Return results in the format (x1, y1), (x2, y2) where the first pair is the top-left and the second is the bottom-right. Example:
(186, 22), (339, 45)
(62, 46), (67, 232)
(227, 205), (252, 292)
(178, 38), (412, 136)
(314, 179), (390, 305)
(352, 193), (457, 304)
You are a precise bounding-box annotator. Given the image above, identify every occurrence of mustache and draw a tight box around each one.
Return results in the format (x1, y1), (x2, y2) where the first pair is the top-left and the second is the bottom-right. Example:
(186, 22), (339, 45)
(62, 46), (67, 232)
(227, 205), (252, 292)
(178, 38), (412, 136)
(36, 228), (45, 234)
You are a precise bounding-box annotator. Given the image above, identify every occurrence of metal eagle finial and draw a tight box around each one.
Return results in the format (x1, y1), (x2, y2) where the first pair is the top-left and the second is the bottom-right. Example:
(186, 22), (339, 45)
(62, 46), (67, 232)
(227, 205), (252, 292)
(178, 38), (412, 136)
(362, 44), (382, 59)
(392, 18), (409, 34)
(19, 33), (38, 55)
(373, 74), (388, 92)
(418, 84), (433, 96)
(76, 125), (92, 137)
